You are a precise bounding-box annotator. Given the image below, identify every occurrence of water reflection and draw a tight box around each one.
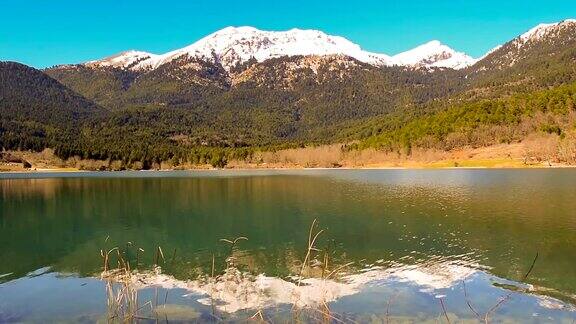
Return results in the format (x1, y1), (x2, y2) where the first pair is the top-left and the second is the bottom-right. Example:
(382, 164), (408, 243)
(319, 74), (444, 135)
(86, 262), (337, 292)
(1, 261), (575, 322)
(1, 170), (576, 320)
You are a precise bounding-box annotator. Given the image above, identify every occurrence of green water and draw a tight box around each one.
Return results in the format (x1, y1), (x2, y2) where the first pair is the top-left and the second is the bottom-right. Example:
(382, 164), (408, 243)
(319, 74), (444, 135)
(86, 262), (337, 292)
(1, 169), (575, 322)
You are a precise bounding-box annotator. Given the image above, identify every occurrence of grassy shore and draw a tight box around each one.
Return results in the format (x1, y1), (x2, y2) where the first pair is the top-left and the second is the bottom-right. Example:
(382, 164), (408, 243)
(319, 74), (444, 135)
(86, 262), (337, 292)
(1, 138), (573, 173)
(227, 159), (560, 170)
(0, 157), (565, 173)
(226, 141), (568, 169)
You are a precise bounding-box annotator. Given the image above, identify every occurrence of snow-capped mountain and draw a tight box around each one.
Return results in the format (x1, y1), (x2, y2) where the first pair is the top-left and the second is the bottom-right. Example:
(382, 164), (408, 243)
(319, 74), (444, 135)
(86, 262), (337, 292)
(392, 40), (476, 69)
(80, 19), (576, 75)
(86, 27), (474, 71)
(472, 19), (576, 70)
(88, 27), (393, 72)
(516, 19), (576, 47)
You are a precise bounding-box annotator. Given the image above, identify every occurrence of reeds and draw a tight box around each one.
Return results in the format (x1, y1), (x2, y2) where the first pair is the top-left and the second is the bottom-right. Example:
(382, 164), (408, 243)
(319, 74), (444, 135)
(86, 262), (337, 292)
(99, 239), (169, 322)
(297, 219), (324, 286)
(292, 219), (355, 323)
(220, 236), (248, 269)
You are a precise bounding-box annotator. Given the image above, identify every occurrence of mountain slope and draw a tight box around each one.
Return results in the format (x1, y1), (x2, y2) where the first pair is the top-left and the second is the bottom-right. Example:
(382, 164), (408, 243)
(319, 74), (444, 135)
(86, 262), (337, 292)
(48, 53), (466, 129)
(45, 64), (140, 109)
(0, 62), (102, 123)
(0, 62), (103, 152)
(467, 19), (576, 94)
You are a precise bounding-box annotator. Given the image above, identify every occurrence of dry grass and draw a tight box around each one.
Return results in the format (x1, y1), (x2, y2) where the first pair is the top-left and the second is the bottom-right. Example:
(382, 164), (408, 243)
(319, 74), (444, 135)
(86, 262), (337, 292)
(0, 163), (26, 172)
(99, 241), (167, 322)
(226, 129), (576, 169)
(220, 236), (249, 269)
(289, 219), (356, 324)
(100, 247), (147, 322)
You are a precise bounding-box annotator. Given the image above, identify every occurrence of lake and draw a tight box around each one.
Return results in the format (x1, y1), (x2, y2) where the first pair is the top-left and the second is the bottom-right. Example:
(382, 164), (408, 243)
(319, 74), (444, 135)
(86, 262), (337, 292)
(1, 169), (575, 322)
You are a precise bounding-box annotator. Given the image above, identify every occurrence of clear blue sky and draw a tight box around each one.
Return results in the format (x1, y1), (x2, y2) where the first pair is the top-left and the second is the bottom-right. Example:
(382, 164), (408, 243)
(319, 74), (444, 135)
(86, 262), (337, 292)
(1, 0), (575, 68)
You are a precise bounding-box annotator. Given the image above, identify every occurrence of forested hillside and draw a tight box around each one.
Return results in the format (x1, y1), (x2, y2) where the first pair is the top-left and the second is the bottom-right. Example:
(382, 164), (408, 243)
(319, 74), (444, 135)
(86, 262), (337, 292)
(349, 82), (576, 152)
(0, 62), (103, 153)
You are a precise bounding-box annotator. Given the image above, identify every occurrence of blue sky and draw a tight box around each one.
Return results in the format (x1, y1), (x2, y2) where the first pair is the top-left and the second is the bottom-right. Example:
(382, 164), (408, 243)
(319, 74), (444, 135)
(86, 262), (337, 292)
(1, 0), (575, 68)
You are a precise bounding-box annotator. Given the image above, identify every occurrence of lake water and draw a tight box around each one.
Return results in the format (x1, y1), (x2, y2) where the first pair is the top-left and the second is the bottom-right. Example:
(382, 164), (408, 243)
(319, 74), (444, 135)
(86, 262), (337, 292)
(1, 169), (575, 322)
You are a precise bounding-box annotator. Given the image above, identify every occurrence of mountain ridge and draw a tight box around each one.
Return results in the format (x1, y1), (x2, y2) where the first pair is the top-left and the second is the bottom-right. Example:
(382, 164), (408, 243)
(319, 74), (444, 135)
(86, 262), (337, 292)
(84, 26), (475, 71)
(79, 19), (576, 74)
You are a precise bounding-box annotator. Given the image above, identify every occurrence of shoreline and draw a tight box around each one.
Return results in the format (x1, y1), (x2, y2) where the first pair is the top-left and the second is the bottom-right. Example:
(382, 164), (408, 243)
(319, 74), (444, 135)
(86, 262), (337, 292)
(2, 162), (575, 175)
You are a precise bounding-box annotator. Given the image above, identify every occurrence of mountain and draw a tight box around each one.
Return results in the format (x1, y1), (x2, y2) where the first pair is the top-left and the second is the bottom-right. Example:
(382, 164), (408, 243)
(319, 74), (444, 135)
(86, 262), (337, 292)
(43, 19), (576, 133)
(468, 19), (576, 94)
(84, 26), (473, 71)
(0, 62), (101, 123)
(0, 62), (103, 152)
(48, 53), (466, 125)
(47, 27), (473, 110)
(517, 19), (576, 50)
(3, 20), (576, 168)
(474, 19), (576, 70)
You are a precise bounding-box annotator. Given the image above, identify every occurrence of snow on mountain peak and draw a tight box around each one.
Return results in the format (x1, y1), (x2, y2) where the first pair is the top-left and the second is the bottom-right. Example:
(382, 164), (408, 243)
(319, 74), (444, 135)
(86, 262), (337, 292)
(517, 19), (576, 45)
(85, 27), (475, 71)
(140, 26), (394, 71)
(392, 40), (476, 69)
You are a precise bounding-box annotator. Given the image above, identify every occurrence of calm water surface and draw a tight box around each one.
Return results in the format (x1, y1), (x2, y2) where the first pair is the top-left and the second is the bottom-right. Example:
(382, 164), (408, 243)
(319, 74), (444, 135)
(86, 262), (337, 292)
(0, 169), (575, 322)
